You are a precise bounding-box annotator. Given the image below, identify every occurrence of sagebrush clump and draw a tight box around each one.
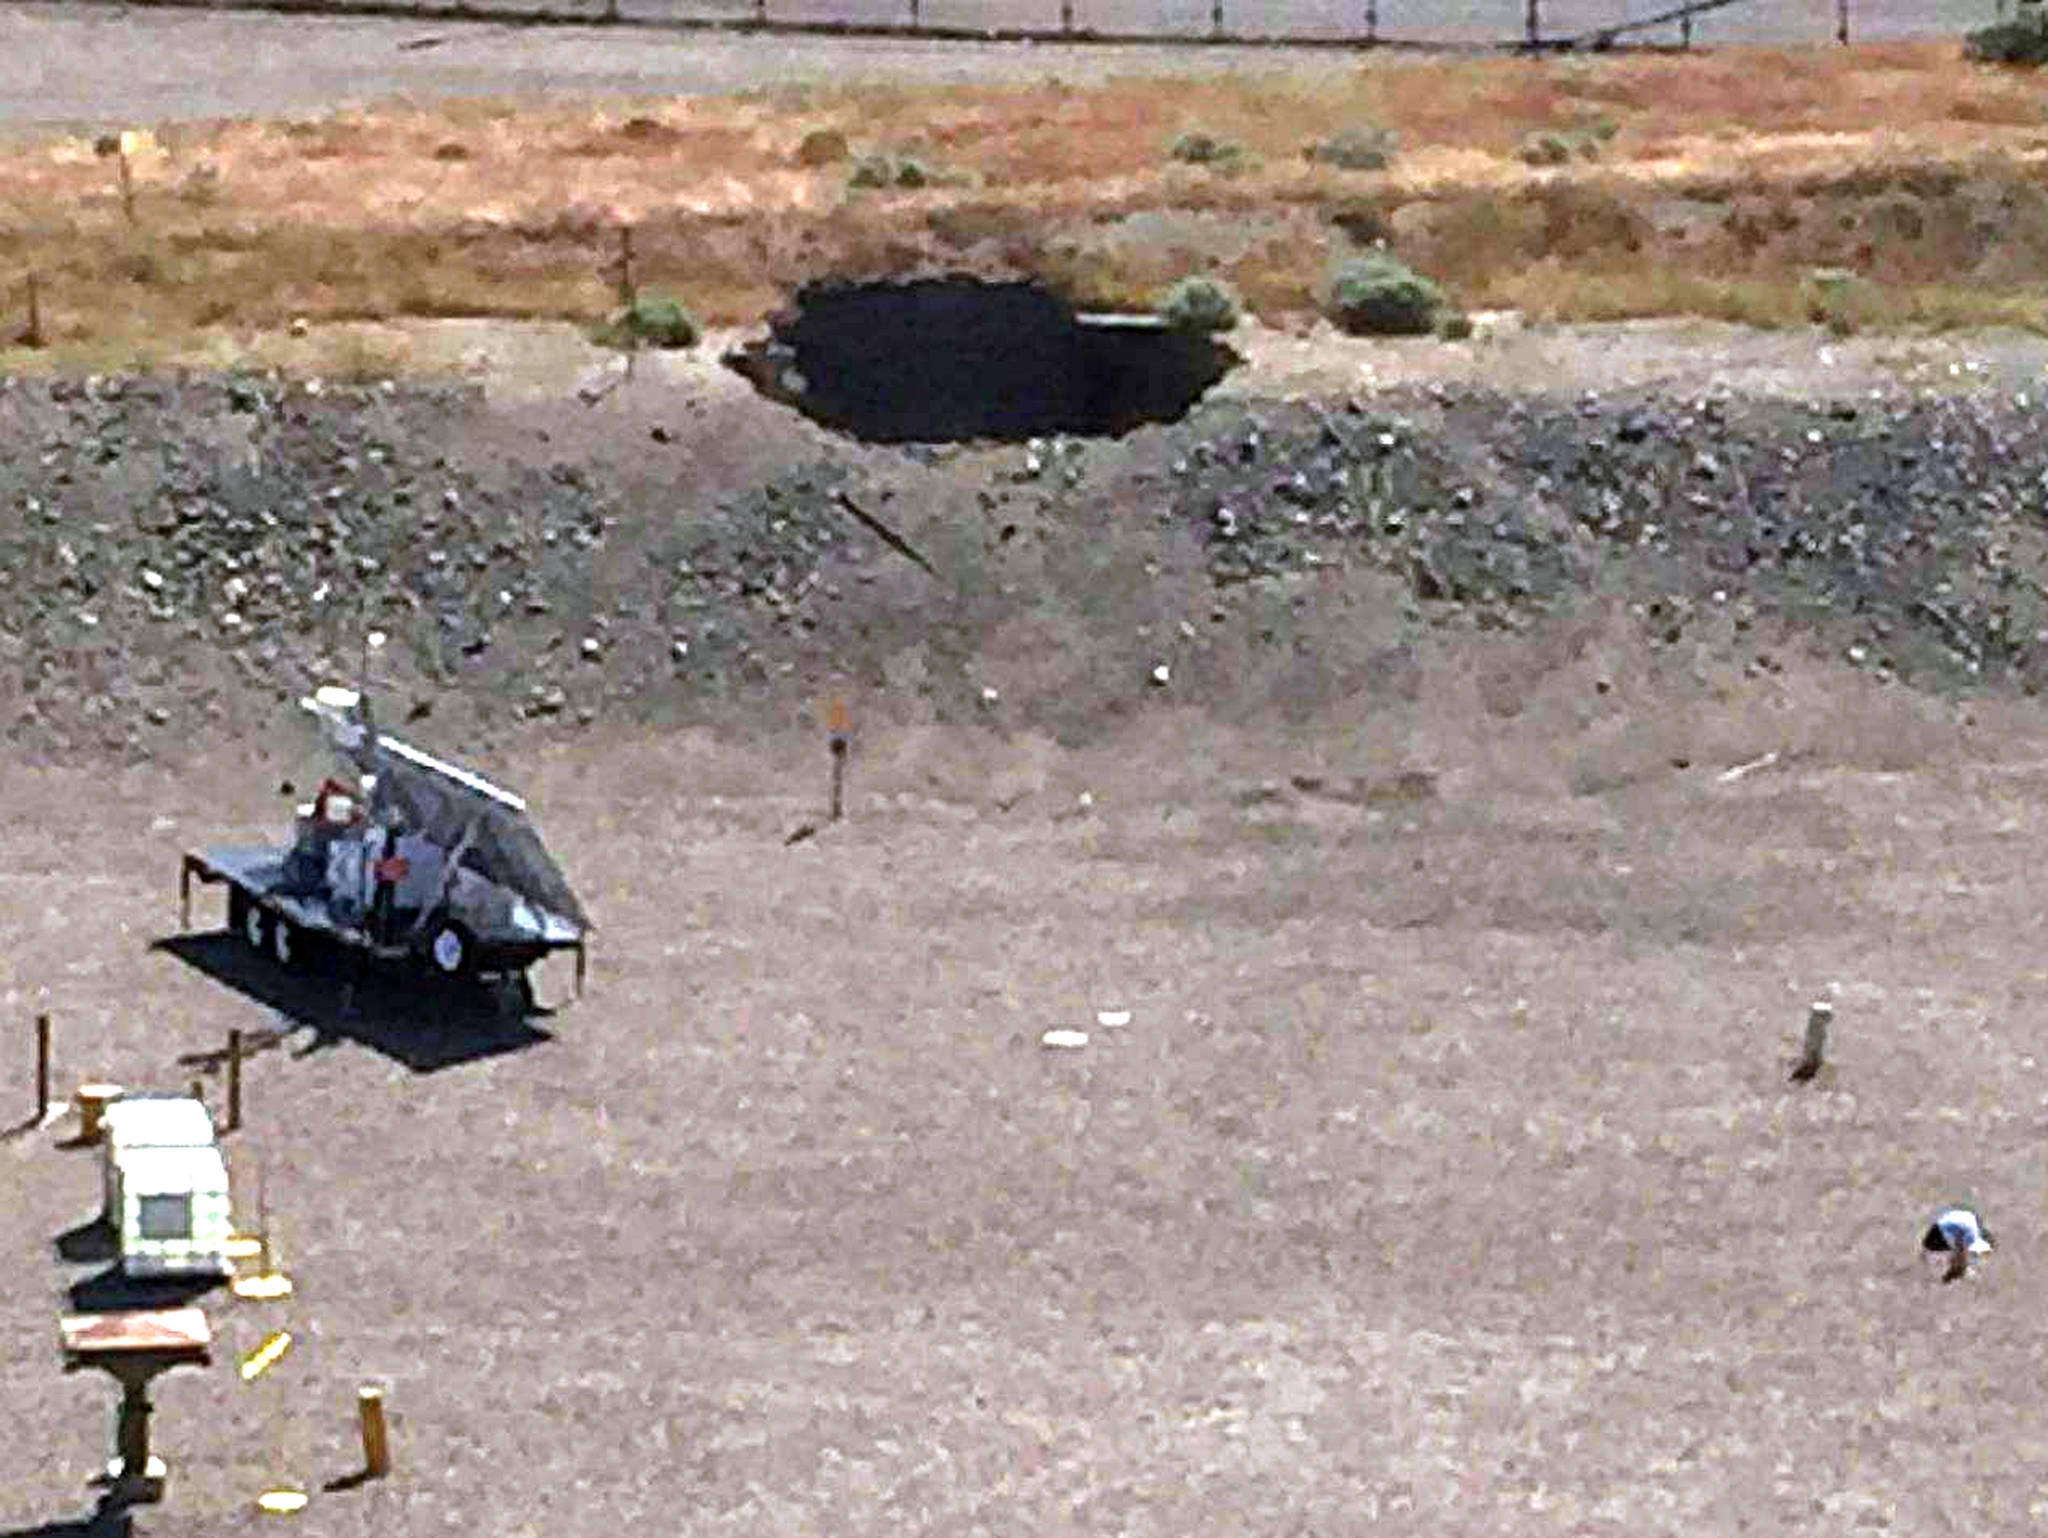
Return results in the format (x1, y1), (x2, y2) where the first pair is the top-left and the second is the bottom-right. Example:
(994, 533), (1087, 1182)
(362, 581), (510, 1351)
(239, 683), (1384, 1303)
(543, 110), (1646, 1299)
(1305, 126), (1400, 172)
(1319, 253), (1449, 336)
(848, 152), (934, 190)
(594, 293), (699, 350)
(1965, 16), (2048, 64)
(1168, 129), (1245, 167)
(1156, 275), (1241, 333)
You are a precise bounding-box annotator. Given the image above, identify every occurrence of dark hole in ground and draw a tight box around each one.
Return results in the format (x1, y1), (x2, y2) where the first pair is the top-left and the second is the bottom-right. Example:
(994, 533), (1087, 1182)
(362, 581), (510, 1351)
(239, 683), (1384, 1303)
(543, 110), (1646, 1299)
(724, 277), (1240, 444)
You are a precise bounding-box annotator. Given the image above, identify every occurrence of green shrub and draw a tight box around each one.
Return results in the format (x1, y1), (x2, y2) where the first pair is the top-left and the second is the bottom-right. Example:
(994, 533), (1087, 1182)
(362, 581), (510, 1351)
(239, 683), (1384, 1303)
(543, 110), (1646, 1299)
(795, 127), (849, 167)
(1965, 17), (2048, 64)
(1168, 129), (1244, 166)
(1518, 131), (1575, 167)
(847, 152), (936, 190)
(594, 293), (699, 350)
(1319, 253), (1449, 337)
(1305, 126), (1400, 172)
(1436, 310), (1475, 340)
(1156, 275), (1241, 333)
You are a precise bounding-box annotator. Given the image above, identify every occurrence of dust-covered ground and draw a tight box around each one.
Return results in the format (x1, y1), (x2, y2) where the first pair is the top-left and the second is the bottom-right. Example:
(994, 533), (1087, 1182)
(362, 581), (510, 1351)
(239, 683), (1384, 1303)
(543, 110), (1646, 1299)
(8, 334), (2048, 1535)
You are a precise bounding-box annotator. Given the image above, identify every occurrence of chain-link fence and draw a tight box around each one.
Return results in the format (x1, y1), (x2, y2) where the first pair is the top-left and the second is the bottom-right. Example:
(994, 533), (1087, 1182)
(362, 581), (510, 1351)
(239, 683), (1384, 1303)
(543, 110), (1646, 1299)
(92, 0), (2010, 48)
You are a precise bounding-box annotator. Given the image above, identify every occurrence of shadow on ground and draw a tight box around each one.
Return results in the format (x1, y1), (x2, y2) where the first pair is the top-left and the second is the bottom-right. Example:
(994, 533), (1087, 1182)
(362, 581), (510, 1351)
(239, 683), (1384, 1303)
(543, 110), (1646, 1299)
(0, 1499), (134, 1538)
(62, 1264), (226, 1315)
(54, 1219), (117, 1267)
(150, 932), (553, 1074)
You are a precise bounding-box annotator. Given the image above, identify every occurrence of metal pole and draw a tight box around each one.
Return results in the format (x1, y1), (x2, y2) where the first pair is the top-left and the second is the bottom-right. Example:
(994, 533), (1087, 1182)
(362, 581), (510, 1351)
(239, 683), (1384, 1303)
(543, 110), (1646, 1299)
(1059, 0), (1071, 29)
(226, 1029), (243, 1135)
(34, 1012), (49, 1126)
(1211, 0), (1223, 35)
(1681, 5), (1692, 45)
(1365, 0), (1376, 41)
(1836, 0), (1849, 43)
(1526, 0), (1541, 47)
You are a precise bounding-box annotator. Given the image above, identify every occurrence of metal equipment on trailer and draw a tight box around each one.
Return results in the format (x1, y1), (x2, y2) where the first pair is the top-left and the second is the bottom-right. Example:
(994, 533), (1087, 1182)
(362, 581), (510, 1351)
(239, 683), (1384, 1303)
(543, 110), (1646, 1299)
(178, 685), (589, 1007)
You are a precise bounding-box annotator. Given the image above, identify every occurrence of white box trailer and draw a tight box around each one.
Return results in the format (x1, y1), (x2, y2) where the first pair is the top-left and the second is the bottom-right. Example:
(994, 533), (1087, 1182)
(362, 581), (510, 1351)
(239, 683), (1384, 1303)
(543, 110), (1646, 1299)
(100, 1097), (234, 1280)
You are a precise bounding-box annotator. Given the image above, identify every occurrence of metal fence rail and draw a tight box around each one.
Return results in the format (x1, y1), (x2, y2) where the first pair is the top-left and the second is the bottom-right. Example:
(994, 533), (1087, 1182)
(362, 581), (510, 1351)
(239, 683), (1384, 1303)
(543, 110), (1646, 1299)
(26, 0), (2009, 50)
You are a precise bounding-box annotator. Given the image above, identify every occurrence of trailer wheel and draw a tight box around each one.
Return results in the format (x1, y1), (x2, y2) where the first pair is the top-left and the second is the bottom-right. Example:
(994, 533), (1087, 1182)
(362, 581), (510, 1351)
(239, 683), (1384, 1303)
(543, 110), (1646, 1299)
(426, 921), (474, 981)
(270, 914), (299, 971)
(240, 898), (268, 955)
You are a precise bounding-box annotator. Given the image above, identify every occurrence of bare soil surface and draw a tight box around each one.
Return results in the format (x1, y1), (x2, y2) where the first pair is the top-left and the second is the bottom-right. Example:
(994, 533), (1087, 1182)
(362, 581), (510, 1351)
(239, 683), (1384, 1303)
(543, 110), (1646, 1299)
(5, 628), (2048, 1537)
(4, 317), (2048, 1535)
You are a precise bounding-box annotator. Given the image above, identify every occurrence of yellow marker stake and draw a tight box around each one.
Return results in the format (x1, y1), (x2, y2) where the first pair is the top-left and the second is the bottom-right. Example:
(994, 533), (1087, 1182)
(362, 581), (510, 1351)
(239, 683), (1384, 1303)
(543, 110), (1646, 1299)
(241, 1330), (293, 1382)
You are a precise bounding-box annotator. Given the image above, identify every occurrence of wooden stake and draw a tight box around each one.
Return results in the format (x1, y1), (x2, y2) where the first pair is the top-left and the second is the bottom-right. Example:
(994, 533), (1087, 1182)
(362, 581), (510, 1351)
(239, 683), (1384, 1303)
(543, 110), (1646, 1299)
(827, 699), (849, 822)
(226, 1028), (244, 1135)
(24, 273), (43, 349)
(615, 225), (636, 311)
(117, 149), (136, 226)
(34, 1012), (50, 1126)
(357, 1387), (392, 1479)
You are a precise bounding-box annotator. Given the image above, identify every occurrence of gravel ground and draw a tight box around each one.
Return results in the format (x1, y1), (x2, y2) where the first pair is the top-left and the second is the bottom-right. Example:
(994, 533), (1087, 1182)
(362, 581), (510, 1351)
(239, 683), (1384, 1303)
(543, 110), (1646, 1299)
(4, 316), (2048, 768)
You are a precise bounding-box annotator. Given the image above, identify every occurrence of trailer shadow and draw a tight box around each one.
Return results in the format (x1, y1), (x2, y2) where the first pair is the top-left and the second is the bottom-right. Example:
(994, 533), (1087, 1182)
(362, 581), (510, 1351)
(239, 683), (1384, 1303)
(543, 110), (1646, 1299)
(0, 1500), (134, 1538)
(62, 1264), (226, 1315)
(150, 932), (554, 1074)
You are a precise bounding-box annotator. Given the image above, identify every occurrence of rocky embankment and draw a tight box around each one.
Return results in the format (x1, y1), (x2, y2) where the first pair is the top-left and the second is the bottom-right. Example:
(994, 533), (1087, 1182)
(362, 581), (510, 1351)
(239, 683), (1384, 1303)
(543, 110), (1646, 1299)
(2, 368), (2044, 764)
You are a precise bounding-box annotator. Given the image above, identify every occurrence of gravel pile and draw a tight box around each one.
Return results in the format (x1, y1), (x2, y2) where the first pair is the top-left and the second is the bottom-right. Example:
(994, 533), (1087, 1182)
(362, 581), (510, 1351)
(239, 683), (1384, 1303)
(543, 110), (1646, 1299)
(2, 369), (2045, 763)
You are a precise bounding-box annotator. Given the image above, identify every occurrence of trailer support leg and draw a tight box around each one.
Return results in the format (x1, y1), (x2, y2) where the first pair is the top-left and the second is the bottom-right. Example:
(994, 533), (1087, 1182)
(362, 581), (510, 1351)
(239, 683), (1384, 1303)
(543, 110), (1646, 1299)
(178, 859), (192, 932)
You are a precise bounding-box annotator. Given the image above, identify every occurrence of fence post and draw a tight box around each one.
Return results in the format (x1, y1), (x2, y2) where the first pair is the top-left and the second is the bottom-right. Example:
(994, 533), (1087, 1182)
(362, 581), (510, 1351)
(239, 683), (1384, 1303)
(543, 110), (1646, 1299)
(1365, 0), (1376, 41)
(34, 1012), (50, 1126)
(1525, 0), (1541, 48)
(909, 0), (918, 26)
(1059, 0), (1071, 30)
(226, 1029), (244, 1136)
(754, 0), (765, 23)
(1211, 0), (1223, 35)
(1836, 0), (1849, 43)
(24, 273), (43, 349)
(1681, 5), (1692, 45)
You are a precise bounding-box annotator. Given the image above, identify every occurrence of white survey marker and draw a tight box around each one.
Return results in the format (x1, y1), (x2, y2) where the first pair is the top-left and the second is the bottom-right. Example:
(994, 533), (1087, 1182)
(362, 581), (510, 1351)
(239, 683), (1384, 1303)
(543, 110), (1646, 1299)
(1095, 1009), (1132, 1028)
(1041, 1029), (1090, 1050)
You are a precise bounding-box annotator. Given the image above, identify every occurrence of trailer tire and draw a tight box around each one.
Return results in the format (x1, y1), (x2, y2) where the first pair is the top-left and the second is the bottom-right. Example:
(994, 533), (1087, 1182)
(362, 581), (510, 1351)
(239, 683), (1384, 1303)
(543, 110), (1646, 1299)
(239, 896), (268, 955)
(426, 921), (474, 981)
(270, 914), (300, 971)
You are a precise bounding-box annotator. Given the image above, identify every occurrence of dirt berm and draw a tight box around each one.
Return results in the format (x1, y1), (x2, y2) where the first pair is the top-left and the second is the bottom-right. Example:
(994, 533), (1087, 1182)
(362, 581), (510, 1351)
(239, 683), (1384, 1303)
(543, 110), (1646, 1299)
(3, 330), (2046, 769)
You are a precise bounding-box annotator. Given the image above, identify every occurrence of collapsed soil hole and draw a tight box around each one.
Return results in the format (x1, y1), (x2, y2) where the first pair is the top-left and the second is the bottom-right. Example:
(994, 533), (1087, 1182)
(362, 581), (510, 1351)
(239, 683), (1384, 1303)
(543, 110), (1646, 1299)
(724, 277), (1240, 444)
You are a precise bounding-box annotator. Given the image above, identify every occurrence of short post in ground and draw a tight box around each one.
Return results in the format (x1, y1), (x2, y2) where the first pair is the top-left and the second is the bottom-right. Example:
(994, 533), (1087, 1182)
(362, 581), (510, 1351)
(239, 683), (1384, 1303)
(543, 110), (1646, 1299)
(356, 1387), (392, 1480)
(23, 272), (44, 349)
(34, 1011), (51, 1127)
(1791, 999), (1832, 1082)
(827, 699), (850, 821)
(226, 1028), (245, 1135)
(75, 1083), (123, 1145)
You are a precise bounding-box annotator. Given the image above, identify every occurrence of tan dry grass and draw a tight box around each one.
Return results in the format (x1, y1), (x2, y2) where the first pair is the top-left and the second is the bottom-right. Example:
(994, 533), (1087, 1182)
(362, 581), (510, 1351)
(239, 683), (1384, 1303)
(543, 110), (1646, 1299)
(5, 41), (2048, 363)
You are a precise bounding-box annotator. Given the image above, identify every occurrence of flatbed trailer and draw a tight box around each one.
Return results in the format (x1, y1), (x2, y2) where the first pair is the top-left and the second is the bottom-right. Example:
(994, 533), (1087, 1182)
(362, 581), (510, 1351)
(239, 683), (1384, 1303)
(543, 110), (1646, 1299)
(178, 847), (588, 998)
